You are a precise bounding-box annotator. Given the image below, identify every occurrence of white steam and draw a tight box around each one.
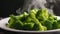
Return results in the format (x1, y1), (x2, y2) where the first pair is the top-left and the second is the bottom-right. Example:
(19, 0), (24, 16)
(16, 0), (54, 14)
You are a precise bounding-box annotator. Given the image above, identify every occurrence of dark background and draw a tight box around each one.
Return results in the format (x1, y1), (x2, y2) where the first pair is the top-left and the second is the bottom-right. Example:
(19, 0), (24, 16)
(0, 0), (25, 17)
(0, 0), (60, 17)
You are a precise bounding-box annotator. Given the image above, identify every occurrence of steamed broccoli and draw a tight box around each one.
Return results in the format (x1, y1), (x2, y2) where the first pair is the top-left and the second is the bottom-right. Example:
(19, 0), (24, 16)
(17, 12), (29, 21)
(30, 9), (38, 14)
(7, 8), (60, 31)
(56, 20), (60, 29)
(8, 15), (23, 30)
(23, 22), (34, 30)
(33, 23), (47, 31)
(52, 20), (58, 29)
(36, 8), (48, 21)
(44, 20), (53, 30)
(29, 11), (47, 31)
(48, 13), (55, 22)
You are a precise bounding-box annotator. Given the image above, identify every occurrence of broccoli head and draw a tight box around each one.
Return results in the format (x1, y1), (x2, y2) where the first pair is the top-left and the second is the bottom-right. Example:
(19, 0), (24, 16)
(36, 8), (48, 21)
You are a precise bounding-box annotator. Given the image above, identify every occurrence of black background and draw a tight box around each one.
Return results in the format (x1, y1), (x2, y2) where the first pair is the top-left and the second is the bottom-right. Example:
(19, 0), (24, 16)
(0, 0), (24, 17)
(0, 0), (60, 18)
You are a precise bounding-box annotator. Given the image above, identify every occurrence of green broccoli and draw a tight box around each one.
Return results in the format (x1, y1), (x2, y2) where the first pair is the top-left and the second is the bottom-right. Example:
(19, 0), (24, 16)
(7, 15), (23, 30)
(23, 22), (34, 30)
(48, 13), (55, 22)
(25, 16), (32, 23)
(17, 12), (29, 20)
(36, 8), (48, 21)
(57, 20), (60, 28)
(7, 8), (60, 31)
(29, 11), (47, 31)
(33, 23), (47, 31)
(30, 9), (38, 14)
(44, 20), (53, 30)
(52, 20), (58, 29)
(57, 20), (60, 24)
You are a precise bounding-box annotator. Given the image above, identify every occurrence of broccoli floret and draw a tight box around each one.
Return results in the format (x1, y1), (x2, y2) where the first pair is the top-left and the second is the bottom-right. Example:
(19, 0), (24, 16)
(25, 16), (32, 23)
(54, 17), (57, 20)
(48, 13), (55, 22)
(23, 22), (34, 30)
(36, 8), (48, 21)
(57, 20), (60, 24)
(30, 9), (38, 14)
(7, 15), (23, 30)
(29, 11), (47, 31)
(56, 20), (60, 29)
(17, 12), (29, 20)
(44, 20), (53, 30)
(33, 23), (47, 31)
(52, 20), (58, 29)
(17, 12), (29, 22)
(52, 20), (60, 29)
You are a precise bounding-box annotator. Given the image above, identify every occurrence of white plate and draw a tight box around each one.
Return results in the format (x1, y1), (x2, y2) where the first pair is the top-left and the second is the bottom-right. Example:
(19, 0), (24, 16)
(0, 16), (60, 33)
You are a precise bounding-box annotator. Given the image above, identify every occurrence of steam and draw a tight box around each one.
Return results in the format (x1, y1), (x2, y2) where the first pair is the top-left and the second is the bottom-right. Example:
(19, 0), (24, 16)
(16, 0), (54, 14)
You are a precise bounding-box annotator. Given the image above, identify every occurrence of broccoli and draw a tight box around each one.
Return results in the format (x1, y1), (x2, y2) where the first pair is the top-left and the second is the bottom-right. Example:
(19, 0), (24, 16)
(7, 8), (60, 31)
(30, 9), (38, 14)
(57, 20), (60, 24)
(57, 20), (60, 28)
(7, 15), (23, 30)
(29, 11), (47, 31)
(36, 8), (48, 21)
(52, 20), (58, 29)
(17, 12), (29, 23)
(17, 12), (29, 20)
(33, 23), (47, 31)
(23, 22), (34, 30)
(48, 13), (55, 22)
(44, 20), (53, 30)
(25, 16), (32, 23)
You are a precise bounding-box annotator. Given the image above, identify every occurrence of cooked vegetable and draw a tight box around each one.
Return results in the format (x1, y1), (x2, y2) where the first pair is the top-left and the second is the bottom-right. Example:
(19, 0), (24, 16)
(23, 22), (34, 30)
(52, 20), (58, 29)
(48, 13), (55, 22)
(8, 15), (23, 30)
(7, 8), (60, 31)
(29, 11), (47, 31)
(36, 8), (48, 21)
(44, 20), (53, 30)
